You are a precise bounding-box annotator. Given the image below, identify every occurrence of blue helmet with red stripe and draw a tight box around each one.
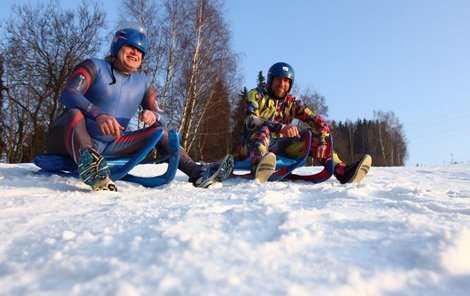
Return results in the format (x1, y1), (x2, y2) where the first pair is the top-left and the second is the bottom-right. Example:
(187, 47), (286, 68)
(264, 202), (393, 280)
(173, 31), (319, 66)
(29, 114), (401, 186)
(110, 22), (148, 57)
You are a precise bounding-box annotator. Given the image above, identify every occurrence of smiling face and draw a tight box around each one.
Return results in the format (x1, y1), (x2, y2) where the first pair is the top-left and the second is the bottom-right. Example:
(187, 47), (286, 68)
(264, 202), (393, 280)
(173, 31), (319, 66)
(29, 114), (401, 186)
(114, 44), (143, 74)
(270, 76), (291, 99)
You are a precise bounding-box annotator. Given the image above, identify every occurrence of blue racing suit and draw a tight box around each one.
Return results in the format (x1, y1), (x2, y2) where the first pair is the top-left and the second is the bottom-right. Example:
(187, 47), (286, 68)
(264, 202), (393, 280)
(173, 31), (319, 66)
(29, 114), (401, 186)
(46, 58), (201, 180)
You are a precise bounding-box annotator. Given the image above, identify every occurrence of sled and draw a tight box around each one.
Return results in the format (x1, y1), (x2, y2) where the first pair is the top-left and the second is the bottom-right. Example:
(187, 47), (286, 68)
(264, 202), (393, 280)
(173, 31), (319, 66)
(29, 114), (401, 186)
(33, 129), (180, 187)
(233, 132), (334, 183)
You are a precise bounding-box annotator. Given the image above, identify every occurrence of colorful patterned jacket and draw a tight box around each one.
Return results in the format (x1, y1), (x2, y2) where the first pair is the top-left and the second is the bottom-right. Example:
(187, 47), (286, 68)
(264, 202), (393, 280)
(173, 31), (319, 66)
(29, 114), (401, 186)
(243, 84), (330, 144)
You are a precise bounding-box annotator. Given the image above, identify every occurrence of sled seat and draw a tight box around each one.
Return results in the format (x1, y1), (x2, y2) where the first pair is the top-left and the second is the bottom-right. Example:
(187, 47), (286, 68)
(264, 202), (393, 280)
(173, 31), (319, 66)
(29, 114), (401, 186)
(233, 132), (334, 183)
(33, 129), (180, 187)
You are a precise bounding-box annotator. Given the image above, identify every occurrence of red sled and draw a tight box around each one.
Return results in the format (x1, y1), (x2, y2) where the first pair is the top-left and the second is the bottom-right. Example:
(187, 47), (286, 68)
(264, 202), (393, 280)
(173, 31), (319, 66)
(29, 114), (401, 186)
(233, 132), (334, 183)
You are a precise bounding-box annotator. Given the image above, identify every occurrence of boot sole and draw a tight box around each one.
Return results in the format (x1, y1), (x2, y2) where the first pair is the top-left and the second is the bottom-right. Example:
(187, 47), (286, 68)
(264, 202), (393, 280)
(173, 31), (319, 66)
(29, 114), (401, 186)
(197, 155), (235, 188)
(255, 153), (276, 183)
(91, 177), (117, 191)
(347, 154), (372, 184)
(215, 154), (235, 182)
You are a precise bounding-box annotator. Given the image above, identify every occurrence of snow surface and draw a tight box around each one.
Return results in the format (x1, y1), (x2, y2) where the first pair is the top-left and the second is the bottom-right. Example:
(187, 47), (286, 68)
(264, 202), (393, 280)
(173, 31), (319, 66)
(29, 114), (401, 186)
(1, 163), (470, 295)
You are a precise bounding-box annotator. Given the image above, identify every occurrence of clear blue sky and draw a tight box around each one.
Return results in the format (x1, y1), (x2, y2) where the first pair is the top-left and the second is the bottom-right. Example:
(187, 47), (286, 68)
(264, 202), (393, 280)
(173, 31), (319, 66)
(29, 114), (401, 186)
(2, 0), (470, 166)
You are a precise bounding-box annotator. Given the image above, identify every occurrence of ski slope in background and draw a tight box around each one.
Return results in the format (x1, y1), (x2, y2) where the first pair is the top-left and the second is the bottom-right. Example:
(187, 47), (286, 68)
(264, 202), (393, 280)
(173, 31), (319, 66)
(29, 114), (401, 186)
(1, 163), (469, 295)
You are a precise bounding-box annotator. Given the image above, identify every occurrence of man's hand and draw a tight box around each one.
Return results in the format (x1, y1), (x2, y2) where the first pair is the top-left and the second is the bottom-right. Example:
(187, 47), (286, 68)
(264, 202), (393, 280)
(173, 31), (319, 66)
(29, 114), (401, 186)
(280, 124), (301, 138)
(139, 109), (157, 126)
(316, 143), (327, 159)
(96, 114), (124, 139)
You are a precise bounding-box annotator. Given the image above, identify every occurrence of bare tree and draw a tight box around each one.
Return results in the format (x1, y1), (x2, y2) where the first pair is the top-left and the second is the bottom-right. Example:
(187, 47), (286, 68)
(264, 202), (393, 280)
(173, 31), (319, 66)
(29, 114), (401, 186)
(298, 88), (329, 118)
(157, 0), (193, 128)
(346, 120), (356, 161)
(373, 110), (407, 166)
(113, 0), (238, 161)
(158, 0), (191, 111)
(1, 0), (106, 162)
(180, 0), (237, 156)
(178, 0), (205, 149)
(0, 55), (6, 160)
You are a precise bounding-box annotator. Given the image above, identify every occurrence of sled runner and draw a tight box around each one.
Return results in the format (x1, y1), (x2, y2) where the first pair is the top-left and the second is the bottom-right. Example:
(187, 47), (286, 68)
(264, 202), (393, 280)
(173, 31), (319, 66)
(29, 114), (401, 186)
(33, 129), (180, 187)
(233, 132), (335, 183)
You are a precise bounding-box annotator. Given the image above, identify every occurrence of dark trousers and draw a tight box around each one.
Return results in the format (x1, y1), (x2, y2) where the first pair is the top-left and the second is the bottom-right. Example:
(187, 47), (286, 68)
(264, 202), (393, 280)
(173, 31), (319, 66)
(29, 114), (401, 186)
(46, 108), (201, 180)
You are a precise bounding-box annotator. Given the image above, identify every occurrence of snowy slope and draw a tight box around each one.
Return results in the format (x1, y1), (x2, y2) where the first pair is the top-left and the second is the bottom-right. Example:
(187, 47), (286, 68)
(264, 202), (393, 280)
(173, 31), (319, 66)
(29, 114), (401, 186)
(1, 163), (469, 295)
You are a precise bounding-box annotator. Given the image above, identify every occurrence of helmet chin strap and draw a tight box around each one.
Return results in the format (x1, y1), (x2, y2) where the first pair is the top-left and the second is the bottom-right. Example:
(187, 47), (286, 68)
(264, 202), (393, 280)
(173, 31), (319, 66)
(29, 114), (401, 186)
(109, 61), (117, 85)
(109, 58), (134, 83)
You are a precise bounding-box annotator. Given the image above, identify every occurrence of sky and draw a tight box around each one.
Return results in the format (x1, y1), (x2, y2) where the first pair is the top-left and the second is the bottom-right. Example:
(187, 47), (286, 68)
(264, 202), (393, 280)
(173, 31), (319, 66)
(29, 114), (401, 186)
(1, 162), (470, 294)
(1, 0), (470, 166)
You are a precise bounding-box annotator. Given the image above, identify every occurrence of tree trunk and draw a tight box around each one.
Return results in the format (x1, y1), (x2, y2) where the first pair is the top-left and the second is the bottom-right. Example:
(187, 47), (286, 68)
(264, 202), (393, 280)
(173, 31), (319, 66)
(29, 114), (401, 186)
(178, 0), (204, 149)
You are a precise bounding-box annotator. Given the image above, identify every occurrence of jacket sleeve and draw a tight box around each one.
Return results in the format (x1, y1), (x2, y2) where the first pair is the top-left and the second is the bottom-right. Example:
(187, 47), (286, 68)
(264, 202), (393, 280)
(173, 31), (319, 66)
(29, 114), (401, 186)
(59, 59), (105, 119)
(245, 88), (284, 133)
(293, 99), (330, 144)
(140, 83), (168, 126)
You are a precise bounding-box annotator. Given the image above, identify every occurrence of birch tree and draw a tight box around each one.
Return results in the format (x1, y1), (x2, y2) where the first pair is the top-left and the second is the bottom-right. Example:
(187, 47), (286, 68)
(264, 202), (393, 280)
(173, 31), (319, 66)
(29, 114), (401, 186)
(116, 0), (237, 160)
(0, 55), (5, 160)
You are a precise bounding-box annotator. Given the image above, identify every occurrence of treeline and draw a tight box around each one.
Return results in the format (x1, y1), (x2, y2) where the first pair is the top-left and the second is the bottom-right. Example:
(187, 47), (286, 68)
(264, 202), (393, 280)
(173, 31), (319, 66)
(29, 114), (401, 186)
(0, 0), (408, 166)
(329, 111), (407, 166)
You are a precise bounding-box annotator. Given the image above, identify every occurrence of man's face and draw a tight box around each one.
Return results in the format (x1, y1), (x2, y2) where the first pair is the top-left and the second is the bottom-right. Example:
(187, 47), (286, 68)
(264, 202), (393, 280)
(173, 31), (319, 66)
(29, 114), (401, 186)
(115, 44), (143, 73)
(271, 76), (291, 99)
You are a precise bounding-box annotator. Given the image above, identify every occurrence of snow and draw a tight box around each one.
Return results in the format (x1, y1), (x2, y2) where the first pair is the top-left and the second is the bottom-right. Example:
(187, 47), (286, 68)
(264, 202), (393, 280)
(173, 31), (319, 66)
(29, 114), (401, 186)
(1, 162), (470, 295)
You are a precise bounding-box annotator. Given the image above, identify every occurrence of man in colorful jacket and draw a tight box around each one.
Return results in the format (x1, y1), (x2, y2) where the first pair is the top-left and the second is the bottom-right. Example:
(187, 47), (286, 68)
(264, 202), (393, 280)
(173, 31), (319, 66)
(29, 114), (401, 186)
(238, 62), (371, 183)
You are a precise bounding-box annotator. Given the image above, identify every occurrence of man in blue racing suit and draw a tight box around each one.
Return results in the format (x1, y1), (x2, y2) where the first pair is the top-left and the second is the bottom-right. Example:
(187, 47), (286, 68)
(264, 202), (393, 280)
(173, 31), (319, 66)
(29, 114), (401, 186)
(46, 24), (233, 191)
